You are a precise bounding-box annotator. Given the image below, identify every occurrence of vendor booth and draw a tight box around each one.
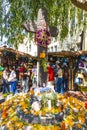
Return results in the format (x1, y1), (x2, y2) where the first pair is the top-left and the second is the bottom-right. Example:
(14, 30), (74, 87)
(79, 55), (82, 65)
(48, 51), (87, 92)
(74, 51), (87, 92)
(0, 47), (36, 67)
(48, 51), (76, 91)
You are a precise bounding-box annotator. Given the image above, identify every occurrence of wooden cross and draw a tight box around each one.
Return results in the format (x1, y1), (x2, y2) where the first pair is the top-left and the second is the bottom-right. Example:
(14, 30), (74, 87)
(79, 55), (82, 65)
(23, 7), (58, 86)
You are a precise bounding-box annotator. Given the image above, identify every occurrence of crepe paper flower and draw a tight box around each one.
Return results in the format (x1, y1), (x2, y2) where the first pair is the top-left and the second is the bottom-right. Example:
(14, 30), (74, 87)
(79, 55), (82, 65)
(85, 102), (87, 109)
(15, 122), (23, 128)
(35, 29), (51, 47)
(7, 122), (13, 128)
(33, 111), (40, 116)
(8, 127), (15, 130)
(29, 89), (34, 95)
(24, 109), (29, 114)
(77, 123), (82, 128)
(78, 116), (85, 124)
(61, 122), (66, 130)
(0, 92), (87, 129)
(2, 109), (7, 119)
(41, 111), (46, 116)
(40, 52), (46, 58)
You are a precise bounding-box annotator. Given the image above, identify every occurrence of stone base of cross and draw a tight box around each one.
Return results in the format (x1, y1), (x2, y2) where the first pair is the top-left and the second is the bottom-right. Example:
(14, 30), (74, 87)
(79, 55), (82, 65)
(23, 7), (58, 86)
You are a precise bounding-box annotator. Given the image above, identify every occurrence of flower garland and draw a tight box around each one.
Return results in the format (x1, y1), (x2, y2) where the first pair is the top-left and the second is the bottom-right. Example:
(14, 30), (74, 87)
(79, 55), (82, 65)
(40, 52), (47, 72)
(34, 29), (51, 47)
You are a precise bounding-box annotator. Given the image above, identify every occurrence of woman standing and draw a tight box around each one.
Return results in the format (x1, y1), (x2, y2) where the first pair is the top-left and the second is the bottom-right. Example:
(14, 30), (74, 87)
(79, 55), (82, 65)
(2, 66), (9, 94)
(56, 63), (64, 94)
(8, 66), (18, 94)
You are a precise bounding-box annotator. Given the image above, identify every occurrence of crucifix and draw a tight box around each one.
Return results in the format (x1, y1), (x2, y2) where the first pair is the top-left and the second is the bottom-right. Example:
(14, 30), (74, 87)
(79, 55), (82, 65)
(23, 7), (58, 86)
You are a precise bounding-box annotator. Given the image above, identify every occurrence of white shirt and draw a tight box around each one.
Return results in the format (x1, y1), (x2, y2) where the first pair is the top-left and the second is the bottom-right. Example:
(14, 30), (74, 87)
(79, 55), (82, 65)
(8, 70), (16, 82)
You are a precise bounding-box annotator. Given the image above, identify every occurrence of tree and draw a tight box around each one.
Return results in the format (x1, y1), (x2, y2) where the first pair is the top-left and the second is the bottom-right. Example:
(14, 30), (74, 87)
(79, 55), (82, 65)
(0, 0), (85, 46)
(71, 0), (87, 11)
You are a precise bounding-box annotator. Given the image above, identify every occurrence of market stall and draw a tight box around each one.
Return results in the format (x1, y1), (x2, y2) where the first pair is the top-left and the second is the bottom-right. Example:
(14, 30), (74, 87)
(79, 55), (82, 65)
(48, 51), (87, 92)
(0, 47), (36, 66)
(48, 51), (76, 90)
(74, 51), (87, 92)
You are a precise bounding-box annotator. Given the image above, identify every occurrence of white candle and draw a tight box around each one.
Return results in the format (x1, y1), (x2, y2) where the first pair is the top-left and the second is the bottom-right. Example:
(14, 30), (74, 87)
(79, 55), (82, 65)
(48, 100), (51, 110)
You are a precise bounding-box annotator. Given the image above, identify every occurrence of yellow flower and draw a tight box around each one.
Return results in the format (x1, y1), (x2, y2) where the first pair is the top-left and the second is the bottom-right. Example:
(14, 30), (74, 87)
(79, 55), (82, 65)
(24, 109), (29, 114)
(78, 116), (85, 124)
(64, 116), (74, 127)
(77, 123), (82, 128)
(8, 108), (14, 114)
(16, 122), (23, 128)
(34, 111), (39, 116)
(8, 122), (13, 127)
(29, 89), (34, 95)
(69, 121), (73, 127)
(41, 111), (46, 116)
(40, 52), (46, 58)
(9, 127), (15, 130)
(57, 107), (62, 113)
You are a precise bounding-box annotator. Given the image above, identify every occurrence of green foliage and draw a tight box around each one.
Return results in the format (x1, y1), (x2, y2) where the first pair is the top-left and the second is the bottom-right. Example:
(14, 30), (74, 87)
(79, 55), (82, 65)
(60, 25), (68, 41)
(0, 0), (85, 45)
(40, 58), (47, 72)
(41, 92), (57, 108)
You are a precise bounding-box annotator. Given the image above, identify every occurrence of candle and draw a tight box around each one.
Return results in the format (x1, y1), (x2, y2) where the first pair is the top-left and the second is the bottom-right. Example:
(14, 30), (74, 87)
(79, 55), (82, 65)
(48, 100), (51, 110)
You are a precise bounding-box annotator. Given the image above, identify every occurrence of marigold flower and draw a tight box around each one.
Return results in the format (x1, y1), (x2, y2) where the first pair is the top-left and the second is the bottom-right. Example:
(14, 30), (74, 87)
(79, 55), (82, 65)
(2, 109), (7, 119)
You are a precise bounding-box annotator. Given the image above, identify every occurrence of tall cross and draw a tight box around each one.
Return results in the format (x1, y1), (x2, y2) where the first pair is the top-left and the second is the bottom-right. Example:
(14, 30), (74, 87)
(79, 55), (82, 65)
(23, 7), (58, 86)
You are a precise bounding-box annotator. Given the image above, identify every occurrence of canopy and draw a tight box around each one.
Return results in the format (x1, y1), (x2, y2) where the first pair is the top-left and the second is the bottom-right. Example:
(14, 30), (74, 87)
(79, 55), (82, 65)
(48, 51), (75, 57)
(0, 47), (36, 59)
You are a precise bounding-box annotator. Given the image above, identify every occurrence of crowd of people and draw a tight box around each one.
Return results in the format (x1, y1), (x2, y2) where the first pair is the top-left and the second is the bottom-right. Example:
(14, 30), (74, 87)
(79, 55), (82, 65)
(1, 60), (69, 95)
(47, 61), (69, 94)
(2, 63), (37, 94)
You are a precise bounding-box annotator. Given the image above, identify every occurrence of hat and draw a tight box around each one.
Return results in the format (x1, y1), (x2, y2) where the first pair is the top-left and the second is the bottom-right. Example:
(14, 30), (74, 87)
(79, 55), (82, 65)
(56, 60), (60, 64)
(77, 73), (84, 79)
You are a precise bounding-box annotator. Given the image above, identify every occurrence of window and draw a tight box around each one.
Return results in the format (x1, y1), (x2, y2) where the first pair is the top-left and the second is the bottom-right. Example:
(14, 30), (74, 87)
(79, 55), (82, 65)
(29, 44), (31, 52)
(26, 46), (28, 53)
(55, 45), (57, 52)
(51, 47), (53, 52)
(48, 48), (50, 52)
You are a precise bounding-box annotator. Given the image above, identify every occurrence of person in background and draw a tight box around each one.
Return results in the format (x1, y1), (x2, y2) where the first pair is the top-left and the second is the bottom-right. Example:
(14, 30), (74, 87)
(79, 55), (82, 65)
(8, 66), (18, 94)
(56, 62), (64, 94)
(22, 67), (30, 93)
(63, 65), (69, 92)
(32, 64), (37, 84)
(2, 66), (9, 94)
(30, 82), (37, 90)
(47, 62), (54, 84)
(19, 64), (25, 80)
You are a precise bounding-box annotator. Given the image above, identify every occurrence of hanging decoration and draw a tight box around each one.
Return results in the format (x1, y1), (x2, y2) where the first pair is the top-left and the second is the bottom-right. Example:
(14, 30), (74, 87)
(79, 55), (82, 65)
(34, 29), (51, 47)
(40, 52), (47, 72)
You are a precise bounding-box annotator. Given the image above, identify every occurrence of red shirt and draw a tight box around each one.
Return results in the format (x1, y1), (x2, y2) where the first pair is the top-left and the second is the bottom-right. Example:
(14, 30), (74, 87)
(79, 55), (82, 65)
(47, 66), (54, 81)
(19, 66), (25, 73)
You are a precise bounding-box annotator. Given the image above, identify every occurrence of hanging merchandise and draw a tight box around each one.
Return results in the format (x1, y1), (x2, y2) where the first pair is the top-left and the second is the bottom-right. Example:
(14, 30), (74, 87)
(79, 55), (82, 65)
(3, 50), (7, 57)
